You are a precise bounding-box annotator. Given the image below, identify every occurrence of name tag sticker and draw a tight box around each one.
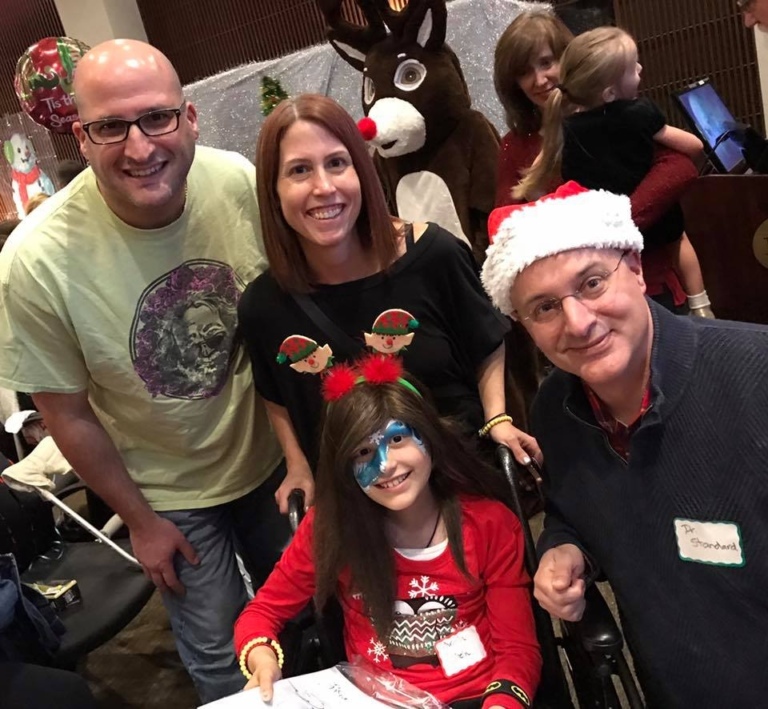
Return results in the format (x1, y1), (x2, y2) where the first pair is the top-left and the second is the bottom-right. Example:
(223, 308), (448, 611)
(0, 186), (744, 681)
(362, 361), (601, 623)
(674, 518), (745, 567)
(434, 625), (487, 677)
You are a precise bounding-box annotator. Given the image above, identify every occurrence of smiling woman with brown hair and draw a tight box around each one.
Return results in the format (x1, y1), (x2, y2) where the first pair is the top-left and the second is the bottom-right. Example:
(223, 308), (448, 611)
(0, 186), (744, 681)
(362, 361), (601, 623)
(493, 9), (573, 206)
(238, 94), (541, 515)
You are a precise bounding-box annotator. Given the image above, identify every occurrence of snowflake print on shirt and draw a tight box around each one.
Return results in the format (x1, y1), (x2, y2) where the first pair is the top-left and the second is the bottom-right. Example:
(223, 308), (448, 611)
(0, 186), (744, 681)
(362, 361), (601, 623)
(386, 575), (459, 669)
(409, 575), (439, 598)
(367, 638), (390, 664)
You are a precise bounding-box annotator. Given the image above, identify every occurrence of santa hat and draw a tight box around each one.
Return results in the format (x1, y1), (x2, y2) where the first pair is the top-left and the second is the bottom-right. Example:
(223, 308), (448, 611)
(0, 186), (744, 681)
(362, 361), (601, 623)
(371, 309), (419, 336)
(276, 335), (318, 364)
(481, 182), (644, 317)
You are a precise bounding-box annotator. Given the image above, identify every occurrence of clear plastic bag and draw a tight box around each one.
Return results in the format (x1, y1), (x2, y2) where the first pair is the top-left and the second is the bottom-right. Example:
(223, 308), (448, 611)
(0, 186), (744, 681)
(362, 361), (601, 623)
(336, 657), (449, 709)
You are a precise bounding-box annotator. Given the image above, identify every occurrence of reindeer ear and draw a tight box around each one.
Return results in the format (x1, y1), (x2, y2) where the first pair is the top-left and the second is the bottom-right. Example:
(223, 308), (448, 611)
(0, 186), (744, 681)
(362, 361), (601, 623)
(328, 35), (367, 72)
(316, 0), (385, 72)
(405, 0), (447, 51)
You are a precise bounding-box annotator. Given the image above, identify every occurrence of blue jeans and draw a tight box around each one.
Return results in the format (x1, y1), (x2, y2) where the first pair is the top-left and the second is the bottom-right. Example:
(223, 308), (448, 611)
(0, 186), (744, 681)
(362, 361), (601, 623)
(158, 462), (290, 704)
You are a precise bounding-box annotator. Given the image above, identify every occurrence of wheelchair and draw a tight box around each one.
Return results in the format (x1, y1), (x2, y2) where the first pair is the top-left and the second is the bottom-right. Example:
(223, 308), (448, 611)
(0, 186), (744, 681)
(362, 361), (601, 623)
(279, 445), (644, 708)
(496, 446), (643, 709)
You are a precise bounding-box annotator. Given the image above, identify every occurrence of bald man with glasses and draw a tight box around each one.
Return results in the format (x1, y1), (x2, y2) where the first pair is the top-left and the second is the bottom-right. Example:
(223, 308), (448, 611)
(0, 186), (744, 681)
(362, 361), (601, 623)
(482, 182), (768, 706)
(0, 40), (289, 703)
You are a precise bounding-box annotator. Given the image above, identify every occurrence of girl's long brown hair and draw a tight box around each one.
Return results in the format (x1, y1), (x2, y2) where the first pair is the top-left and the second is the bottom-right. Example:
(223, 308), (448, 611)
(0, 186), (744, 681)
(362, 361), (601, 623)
(312, 378), (511, 640)
(513, 26), (635, 201)
(255, 94), (398, 293)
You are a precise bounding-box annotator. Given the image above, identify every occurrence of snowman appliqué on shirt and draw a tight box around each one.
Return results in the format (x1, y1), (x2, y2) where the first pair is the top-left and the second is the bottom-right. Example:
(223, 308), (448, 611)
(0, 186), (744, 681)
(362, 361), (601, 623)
(367, 575), (461, 669)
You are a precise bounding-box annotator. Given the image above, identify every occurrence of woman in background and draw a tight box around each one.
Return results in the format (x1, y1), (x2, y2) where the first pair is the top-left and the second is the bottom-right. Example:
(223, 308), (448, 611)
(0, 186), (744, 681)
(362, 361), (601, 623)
(494, 10), (700, 310)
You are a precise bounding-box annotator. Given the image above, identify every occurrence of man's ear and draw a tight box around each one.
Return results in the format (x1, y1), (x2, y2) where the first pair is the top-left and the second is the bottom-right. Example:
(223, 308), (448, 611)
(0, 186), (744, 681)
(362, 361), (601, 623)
(72, 122), (90, 162)
(624, 250), (647, 293)
(184, 101), (200, 140)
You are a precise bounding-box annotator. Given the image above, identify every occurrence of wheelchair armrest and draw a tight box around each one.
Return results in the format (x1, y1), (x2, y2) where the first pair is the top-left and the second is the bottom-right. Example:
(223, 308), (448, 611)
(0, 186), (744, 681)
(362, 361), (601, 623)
(288, 489), (306, 534)
(565, 583), (624, 656)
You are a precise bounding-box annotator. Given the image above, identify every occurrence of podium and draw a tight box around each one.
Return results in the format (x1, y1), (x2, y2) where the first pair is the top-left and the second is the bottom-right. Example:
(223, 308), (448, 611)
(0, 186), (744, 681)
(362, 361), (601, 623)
(681, 175), (768, 325)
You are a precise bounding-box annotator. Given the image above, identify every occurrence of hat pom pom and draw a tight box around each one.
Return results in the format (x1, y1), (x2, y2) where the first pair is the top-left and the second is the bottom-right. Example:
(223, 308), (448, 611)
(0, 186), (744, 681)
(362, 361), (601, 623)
(276, 353), (287, 364)
(321, 364), (358, 402)
(359, 353), (404, 385)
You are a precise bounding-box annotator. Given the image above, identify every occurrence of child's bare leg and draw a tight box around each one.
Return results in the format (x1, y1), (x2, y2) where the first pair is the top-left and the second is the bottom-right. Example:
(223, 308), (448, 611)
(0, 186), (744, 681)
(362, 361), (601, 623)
(675, 233), (715, 318)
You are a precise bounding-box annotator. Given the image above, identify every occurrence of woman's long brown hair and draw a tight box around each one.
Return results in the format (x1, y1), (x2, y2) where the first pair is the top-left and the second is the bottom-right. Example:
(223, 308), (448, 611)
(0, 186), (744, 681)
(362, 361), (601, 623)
(312, 377), (512, 640)
(493, 10), (573, 135)
(255, 93), (398, 293)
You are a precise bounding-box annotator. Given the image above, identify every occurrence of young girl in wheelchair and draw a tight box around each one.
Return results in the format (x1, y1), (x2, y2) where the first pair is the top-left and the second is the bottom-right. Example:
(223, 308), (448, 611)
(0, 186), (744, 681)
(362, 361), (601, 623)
(234, 355), (541, 708)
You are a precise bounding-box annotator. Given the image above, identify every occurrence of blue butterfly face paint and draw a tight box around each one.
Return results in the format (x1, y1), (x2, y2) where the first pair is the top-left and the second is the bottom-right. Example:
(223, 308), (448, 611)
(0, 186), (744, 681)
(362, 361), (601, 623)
(353, 420), (426, 490)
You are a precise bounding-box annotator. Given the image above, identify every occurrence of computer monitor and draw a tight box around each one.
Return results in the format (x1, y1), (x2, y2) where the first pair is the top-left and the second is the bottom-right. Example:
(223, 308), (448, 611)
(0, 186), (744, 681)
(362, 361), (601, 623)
(674, 78), (745, 174)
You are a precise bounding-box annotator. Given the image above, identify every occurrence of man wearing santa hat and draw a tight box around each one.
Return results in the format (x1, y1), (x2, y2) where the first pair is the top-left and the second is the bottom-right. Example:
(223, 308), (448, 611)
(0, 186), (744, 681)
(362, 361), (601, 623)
(481, 181), (768, 706)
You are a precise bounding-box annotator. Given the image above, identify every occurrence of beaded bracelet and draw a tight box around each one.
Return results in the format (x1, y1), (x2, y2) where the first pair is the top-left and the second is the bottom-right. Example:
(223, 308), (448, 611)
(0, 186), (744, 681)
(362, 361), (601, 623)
(239, 636), (285, 680)
(478, 413), (513, 438)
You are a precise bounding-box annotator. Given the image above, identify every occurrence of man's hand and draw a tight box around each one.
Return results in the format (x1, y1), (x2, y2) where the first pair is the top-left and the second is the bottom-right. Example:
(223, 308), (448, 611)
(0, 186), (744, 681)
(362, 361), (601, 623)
(274, 461), (315, 515)
(130, 515), (199, 595)
(489, 420), (543, 466)
(534, 544), (587, 621)
(243, 645), (282, 700)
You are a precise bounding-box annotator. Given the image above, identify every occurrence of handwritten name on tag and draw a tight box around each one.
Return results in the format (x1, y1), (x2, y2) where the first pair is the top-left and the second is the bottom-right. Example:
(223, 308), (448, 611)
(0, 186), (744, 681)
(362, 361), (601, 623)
(674, 519), (745, 567)
(435, 625), (487, 677)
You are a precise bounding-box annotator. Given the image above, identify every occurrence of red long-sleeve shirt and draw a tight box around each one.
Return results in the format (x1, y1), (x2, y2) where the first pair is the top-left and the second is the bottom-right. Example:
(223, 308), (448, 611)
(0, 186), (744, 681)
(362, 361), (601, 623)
(235, 496), (541, 708)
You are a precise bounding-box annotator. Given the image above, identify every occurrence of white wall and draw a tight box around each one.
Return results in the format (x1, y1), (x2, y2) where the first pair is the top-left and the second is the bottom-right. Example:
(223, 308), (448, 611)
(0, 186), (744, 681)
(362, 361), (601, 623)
(54, 0), (147, 48)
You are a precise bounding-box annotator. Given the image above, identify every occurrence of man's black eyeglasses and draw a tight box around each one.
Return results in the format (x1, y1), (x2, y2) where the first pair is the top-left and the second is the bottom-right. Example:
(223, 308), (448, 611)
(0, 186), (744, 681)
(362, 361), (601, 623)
(81, 102), (186, 145)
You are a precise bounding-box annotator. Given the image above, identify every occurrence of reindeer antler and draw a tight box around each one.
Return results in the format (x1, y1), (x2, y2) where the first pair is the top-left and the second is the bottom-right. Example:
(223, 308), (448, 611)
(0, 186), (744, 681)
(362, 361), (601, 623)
(315, 0), (387, 70)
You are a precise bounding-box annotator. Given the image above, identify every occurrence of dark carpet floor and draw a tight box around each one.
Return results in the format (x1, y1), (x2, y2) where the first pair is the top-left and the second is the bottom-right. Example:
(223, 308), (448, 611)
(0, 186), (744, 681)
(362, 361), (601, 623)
(82, 592), (199, 708)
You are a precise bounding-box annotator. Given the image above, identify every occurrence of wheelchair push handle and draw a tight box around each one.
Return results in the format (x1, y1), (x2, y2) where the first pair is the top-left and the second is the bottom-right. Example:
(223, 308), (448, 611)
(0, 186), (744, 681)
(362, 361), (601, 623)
(495, 445), (541, 575)
(287, 488), (306, 533)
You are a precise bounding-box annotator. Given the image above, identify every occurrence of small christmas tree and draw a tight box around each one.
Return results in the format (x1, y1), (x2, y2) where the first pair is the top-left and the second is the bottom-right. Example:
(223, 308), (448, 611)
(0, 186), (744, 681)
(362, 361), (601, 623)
(261, 76), (289, 116)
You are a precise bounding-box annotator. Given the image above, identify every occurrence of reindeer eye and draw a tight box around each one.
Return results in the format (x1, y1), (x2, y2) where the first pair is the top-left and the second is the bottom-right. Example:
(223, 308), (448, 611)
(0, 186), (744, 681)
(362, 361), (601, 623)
(394, 59), (426, 92)
(363, 77), (376, 105)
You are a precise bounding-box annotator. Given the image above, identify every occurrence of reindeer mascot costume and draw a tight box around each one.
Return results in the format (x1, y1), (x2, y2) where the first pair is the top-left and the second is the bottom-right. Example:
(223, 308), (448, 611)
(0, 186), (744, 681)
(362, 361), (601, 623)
(317, 0), (500, 264)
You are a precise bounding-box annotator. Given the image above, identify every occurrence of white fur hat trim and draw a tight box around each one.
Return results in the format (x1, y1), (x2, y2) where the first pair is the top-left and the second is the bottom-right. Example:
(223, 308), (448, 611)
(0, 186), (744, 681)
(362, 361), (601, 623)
(481, 187), (644, 317)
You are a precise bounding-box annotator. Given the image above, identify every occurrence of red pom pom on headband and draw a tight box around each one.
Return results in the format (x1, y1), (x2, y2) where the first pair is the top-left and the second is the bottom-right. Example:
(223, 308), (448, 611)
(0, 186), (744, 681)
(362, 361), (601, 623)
(358, 353), (404, 385)
(321, 363), (358, 402)
(320, 355), (422, 403)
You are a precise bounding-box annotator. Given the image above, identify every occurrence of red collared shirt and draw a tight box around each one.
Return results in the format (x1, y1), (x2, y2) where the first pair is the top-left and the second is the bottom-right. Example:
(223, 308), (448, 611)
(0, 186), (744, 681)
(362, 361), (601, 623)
(583, 384), (652, 461)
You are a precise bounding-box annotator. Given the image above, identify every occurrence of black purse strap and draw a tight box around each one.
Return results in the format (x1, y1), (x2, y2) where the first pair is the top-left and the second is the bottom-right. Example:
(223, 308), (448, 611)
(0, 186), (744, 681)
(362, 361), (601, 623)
(291, 223), (415, 356)
(291, 293), (364, 355)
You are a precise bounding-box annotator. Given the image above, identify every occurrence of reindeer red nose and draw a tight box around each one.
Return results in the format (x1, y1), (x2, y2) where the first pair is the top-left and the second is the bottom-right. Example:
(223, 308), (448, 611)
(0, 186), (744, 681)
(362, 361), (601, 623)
(357, 117), (377, 142)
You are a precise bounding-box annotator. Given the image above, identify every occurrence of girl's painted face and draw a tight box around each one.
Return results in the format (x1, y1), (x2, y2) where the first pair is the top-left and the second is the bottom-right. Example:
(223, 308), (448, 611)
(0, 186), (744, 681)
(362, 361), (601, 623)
(352, 420), (432, 512)
(517, 43), (561, 109)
